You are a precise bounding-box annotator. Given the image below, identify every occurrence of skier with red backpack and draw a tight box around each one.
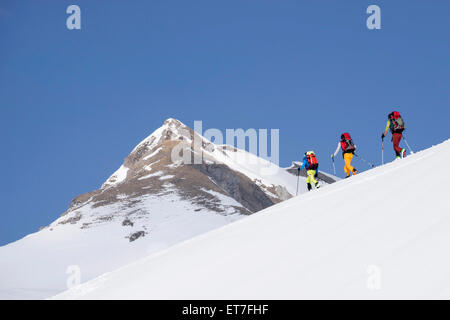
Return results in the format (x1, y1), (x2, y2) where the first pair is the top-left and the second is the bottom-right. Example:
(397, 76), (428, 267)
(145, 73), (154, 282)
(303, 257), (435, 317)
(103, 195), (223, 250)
(382, 111), (406, 159)
(298, 151), (320, 191)
(331, 133), (357, 178)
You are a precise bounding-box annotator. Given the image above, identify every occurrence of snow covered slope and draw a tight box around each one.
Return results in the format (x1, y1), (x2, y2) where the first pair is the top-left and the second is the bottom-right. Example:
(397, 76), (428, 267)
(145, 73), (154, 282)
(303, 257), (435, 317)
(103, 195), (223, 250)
(1, 119), (330, 299)
(53, 139), (450, 299)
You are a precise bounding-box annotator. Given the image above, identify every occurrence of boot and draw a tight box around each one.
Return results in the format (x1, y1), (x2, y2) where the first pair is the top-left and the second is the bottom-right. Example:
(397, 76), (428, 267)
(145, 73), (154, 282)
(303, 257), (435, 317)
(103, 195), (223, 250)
(307, 183), (312, 191)
(401, 148), (406, 159)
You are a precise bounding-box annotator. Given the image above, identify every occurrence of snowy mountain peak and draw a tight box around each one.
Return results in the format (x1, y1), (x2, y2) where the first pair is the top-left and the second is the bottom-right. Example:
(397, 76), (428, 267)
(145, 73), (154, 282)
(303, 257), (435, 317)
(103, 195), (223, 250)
(102, 118), (194, 189)
(163, 117), (185, 128)
(58, 118), (320, 235)
(59, 118), (338, 236)
(128, 118), (191, 156)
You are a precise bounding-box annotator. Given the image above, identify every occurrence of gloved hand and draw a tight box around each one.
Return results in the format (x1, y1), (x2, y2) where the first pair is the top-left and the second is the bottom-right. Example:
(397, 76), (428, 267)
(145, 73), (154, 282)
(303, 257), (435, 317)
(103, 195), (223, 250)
(314, 172), (318, 179)
(381, 133), (385, 139)
(331, 154), (334, 159)
(297, 167), (301, 172)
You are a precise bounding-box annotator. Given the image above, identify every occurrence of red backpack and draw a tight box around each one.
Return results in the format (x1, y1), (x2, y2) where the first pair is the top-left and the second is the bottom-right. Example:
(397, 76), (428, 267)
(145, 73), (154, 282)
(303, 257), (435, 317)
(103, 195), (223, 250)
(305, 151), (318, 170)
(389, 111), (405, 132)
(340, 132), (356, 153)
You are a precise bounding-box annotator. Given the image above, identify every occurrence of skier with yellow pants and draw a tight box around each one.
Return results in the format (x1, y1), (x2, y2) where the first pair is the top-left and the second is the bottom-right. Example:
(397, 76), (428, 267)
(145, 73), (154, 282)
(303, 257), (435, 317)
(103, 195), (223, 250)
(298, 151), (320, 191)
(331, 133), (357, 178)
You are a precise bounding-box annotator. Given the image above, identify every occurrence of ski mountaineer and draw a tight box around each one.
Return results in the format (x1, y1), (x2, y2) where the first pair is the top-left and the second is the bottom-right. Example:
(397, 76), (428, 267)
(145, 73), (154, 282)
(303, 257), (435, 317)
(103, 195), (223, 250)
(382, 111), (406, 159)
(298, 151), (320, 191)
(331, 132), (357, 178)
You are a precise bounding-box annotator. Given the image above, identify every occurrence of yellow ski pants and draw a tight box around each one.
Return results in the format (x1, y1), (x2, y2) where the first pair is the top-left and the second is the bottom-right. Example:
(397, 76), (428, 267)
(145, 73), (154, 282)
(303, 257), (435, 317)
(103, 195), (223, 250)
(344, 153), (355, 177)
(306, 170), (318, 185)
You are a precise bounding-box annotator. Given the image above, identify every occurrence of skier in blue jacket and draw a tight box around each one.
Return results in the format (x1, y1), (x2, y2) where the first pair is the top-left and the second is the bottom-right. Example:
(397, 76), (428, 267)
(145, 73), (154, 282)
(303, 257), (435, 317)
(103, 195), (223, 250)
(298, 151), (320, 191)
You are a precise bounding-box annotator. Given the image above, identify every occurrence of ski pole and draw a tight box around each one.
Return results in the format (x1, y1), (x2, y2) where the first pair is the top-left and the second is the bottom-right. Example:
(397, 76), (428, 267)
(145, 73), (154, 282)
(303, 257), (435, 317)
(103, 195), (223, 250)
(355, 154), (375, 168)
(331, 156), (336, 176)
(381, 136), (384, 165)
(296, 168), (300, 196)
(402, 135), (414, 154)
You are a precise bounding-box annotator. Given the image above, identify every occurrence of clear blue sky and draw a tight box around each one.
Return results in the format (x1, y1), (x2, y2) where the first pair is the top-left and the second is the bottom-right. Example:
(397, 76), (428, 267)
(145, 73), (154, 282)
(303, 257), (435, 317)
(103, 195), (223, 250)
(1, 0), (449, 245)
